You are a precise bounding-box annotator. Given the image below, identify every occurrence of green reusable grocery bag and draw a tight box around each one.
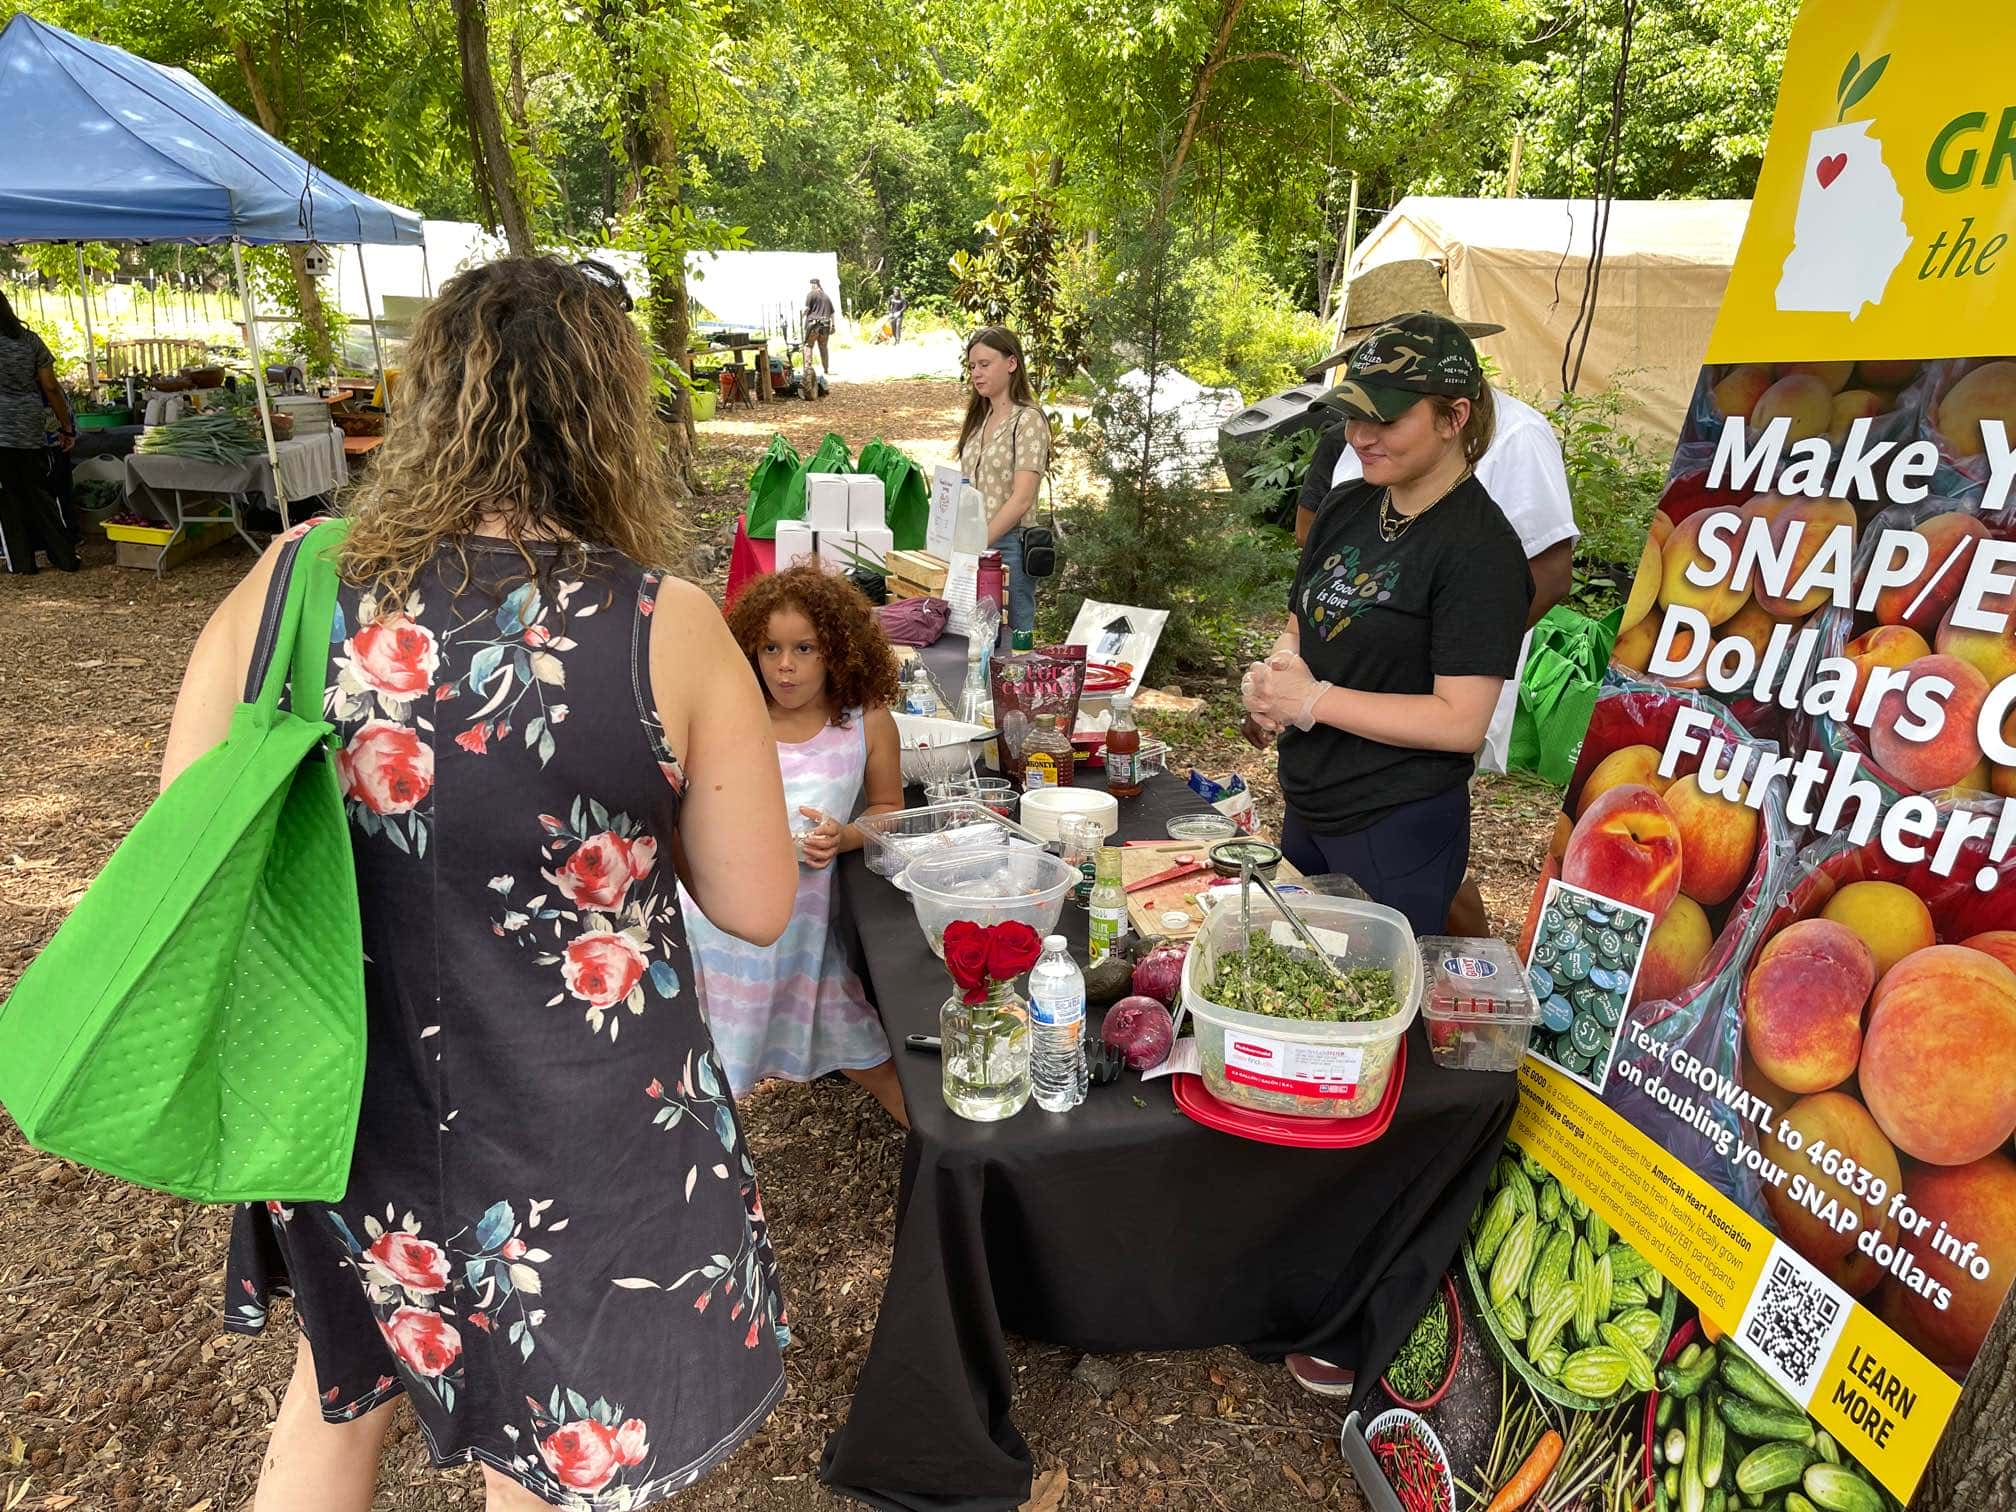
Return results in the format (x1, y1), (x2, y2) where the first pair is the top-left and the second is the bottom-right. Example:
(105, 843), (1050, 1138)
(0, 520), (365, 1202)
(1509, 605), (1620, 786)
(857, 438), (931, 550)
(743, 433), (801, 539)
(749, 431), (853, 539)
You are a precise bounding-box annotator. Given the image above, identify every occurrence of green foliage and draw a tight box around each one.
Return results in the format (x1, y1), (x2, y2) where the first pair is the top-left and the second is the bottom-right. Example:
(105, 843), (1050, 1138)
(1542, 383), (1666, 616)
(1052, 215), (1297, 677)
(695, 59), (989, 307)
(1513, 0), (1797, 201)
(1172, 234), (1331, 399)
(949, 159), (1092, 393)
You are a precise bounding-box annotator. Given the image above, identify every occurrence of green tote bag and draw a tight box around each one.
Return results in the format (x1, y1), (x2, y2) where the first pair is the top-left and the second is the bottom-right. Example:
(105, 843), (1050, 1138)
(0, 520), (365, 1202)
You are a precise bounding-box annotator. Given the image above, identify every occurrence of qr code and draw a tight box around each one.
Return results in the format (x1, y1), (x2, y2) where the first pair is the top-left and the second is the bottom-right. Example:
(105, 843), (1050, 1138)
(1742, 1254), (1842, 1389)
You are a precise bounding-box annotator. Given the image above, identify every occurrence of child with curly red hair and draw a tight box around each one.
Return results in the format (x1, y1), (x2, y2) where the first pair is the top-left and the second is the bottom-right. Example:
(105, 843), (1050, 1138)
(683, 565), (909, 1124)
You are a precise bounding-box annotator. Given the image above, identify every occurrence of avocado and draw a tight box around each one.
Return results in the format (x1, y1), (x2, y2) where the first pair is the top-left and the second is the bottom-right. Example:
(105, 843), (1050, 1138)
(1085, 954), (1136, 1006)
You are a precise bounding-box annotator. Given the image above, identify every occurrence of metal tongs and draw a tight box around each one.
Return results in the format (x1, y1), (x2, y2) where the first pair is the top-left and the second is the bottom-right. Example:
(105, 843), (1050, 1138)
(1206, 839), (1350, 985)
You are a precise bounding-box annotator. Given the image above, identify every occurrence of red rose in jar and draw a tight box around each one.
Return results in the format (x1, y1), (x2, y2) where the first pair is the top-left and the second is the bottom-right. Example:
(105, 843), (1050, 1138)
(379, 1306), (461, 1377)
(345, 616), (440, 699)
(336, 720), (434, 815)
(941, 920), (993, 1003)
(364, 1231), (450, 1294)
(562, 931), (649, 1009)
(984, 921), (1042, 981)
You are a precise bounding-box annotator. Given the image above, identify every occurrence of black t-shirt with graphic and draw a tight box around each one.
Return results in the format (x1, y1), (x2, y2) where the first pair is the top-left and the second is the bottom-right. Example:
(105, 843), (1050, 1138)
(1279, 475), (1532, 835)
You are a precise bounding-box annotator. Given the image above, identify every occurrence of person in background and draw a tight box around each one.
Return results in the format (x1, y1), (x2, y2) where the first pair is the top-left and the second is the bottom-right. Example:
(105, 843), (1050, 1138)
(0, 290), (79, 574)
(1289, 264), (1575, 938)
(684, 564), (909, 1126)
(956, 326), (1049, 639)
(804, 278), (837, 377)
(888, 287), (908, 344)
(163, 258), (799, 1511)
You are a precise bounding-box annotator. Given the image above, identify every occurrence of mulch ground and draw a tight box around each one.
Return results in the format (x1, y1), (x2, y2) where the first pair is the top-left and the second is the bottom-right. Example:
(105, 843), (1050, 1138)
(0, 374), (1551, 1512)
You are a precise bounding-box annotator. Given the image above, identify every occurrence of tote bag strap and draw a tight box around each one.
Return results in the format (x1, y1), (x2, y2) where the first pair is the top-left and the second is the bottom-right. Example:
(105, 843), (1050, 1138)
(243, 521), (348, 727)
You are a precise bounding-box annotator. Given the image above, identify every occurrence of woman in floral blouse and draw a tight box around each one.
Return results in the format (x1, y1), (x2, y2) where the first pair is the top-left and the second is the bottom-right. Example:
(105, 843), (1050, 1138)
(161, 258), (799, 1511)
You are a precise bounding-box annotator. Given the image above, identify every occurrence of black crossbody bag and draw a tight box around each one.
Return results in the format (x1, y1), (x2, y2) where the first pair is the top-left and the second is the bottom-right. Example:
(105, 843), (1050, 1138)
(1008, 407), (1057, 579)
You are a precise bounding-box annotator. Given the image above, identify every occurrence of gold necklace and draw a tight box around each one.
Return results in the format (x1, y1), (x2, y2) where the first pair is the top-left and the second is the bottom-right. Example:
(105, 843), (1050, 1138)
(1377, 468), (1473, 542)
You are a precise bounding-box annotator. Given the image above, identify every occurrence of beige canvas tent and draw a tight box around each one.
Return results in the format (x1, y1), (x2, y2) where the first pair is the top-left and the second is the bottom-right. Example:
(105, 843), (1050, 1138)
(1345, 196), (1750, 446)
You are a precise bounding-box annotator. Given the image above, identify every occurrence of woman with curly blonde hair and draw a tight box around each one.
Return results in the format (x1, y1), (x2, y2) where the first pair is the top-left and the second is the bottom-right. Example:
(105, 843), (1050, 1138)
(160, 257), (798, 1511)
(683, 564), (908, 1124)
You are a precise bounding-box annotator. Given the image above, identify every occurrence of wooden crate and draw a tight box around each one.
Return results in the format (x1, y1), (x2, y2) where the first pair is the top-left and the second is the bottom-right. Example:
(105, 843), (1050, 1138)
(109, 524), (225, 571)
(885, 549), (948, 594)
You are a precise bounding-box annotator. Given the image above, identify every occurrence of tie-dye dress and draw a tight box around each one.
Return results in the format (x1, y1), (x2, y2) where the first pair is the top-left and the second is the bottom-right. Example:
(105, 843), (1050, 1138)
(224, 541), (787, 1511)
(682, 710), (893, 1096)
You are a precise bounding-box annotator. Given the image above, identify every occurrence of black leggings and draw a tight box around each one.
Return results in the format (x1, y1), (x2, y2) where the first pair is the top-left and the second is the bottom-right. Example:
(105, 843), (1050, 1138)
(1281, 785), (1470, 938)
(0, 446), (78, 572)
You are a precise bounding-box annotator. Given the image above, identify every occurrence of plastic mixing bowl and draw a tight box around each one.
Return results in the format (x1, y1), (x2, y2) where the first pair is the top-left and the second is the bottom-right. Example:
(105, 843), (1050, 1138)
(904, 848), (1077, 958)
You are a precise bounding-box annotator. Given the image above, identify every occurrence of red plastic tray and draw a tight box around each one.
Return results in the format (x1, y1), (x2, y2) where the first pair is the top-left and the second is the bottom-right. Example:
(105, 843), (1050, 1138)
(1171, 1037), (1406, 1148)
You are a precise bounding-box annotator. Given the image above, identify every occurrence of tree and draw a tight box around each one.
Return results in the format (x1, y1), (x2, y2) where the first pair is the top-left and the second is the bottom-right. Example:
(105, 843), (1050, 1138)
(452, 0), (536, 256)
(1512, 0), (1796, 201)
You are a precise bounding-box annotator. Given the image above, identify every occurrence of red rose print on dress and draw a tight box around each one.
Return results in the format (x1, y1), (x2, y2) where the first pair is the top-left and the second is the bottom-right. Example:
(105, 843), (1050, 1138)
(538, 1415), (649, 1494)
(545, 831), (658, 910)
(338, 720), (434, 816)
(562, 932), (649, 1010)
(380, 1306), (462, 1378)
(364, 1231), (451, 1294)
(345, 617), (441, 701)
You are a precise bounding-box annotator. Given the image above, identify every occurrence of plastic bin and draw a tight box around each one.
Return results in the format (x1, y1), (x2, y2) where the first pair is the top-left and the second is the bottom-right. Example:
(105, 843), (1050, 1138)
(855, 800), (1043, 880)
(1216, 383), (1339, 491)
(1416, 936), (1539, 1072)
(904, 847), (1076, 959)
(1181, 894), (1420, 1118)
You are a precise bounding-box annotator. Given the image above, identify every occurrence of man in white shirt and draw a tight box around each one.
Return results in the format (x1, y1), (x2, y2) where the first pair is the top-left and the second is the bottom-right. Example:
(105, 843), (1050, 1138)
(1288, 266), (1578, 932)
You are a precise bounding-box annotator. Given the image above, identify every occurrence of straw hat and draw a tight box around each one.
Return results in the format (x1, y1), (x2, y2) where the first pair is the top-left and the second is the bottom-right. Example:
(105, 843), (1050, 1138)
(1303, 260), (1504, 379)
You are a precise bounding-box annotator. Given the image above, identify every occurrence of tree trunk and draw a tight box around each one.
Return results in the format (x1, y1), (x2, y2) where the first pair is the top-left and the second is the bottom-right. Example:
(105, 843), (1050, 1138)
(229, 33), (335, 371)
(451, 0), (536, 257)
(1914, 1304), (2015, 1510)
(1158, 0), (1248, 218)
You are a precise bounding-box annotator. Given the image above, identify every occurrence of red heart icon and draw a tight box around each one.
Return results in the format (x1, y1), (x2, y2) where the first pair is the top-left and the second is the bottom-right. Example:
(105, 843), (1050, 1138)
(1817, 153), (1848, 188)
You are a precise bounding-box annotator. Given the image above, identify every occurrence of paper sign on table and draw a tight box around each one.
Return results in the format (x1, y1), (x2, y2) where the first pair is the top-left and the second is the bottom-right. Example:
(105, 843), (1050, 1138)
(926, 465), (964, 557)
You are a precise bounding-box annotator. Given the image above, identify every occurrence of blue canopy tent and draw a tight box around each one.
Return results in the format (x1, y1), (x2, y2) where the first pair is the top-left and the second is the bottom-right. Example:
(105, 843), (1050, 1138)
(0, 13), (427, 527)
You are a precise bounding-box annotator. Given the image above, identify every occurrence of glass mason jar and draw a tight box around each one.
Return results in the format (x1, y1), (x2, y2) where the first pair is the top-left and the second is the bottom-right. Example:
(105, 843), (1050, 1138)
(940, 981), (1031, 1121)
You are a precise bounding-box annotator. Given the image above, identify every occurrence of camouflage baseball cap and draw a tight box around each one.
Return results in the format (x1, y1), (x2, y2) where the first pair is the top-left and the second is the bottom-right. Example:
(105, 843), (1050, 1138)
(1325, 311), (1483, 422)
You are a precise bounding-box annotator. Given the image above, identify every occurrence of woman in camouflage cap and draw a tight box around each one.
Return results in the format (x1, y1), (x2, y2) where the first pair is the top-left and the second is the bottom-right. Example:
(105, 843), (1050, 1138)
(1242, 311), (1532, 937)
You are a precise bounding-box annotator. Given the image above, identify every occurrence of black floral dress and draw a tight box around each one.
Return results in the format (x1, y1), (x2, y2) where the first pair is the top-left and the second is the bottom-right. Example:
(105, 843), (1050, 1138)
(227, 538), (788, 1509)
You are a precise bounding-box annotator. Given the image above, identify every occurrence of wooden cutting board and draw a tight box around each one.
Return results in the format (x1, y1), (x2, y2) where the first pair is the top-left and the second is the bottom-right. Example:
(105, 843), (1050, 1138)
(1120, 840), (1301, 939)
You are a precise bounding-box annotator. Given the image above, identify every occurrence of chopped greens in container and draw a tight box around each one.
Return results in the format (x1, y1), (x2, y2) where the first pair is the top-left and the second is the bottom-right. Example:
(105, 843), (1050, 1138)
(1205, 932), (1401, 1022)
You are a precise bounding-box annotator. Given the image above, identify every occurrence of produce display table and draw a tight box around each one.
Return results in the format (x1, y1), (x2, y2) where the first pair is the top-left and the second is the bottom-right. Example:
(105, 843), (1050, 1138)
(121, 430), (349, 561)
(818, 766), (1519, 1512)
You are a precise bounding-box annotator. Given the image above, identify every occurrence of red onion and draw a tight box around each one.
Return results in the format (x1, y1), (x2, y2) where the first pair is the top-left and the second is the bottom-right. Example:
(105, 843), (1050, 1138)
(1130, 941), (1188, 1006)
(1102, 996), (1174, 1070)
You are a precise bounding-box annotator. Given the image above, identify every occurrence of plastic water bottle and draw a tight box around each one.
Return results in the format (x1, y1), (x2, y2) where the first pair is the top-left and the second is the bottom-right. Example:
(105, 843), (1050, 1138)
(905, 662), (939, 717)
(1027, 935), (1088, 1112)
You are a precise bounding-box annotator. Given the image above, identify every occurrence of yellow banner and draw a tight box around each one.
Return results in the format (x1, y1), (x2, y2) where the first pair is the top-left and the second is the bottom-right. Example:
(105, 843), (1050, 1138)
(1708, 0), (2016, 363)
(1513, 1060), (1959, 1501)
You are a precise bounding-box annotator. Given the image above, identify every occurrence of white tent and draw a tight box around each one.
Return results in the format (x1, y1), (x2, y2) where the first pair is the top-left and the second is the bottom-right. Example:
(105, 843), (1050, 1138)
(685, 249), (843, 333)
(1348, 196), (1751, 446)
(333, 228), (839, 340)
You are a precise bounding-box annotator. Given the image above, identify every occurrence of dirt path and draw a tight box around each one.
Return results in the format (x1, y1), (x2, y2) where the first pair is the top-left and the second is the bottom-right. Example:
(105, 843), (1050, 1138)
(0, 373), (1548, 1512)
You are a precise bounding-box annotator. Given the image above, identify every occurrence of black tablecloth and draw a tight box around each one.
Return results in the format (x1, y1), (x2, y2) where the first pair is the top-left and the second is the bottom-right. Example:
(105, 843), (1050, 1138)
(817, 765), (1519, 1511)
